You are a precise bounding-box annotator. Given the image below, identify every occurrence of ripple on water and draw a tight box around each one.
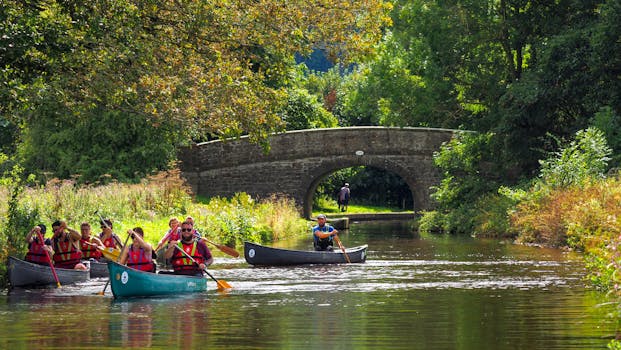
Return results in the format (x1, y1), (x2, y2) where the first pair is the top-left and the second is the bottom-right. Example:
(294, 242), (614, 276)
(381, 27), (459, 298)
(211, 257), (585, 295)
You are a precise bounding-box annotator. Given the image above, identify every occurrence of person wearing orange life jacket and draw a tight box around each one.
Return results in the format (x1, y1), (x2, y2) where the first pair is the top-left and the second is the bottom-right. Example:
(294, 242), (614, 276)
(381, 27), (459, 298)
(25, 224), (54, 265)
(51, 220), (88, 270)
(120, 227), (156, 273)
(164, 220), (213, 276)
(79, 222), (104, 260)
(98, 218), (123, 250)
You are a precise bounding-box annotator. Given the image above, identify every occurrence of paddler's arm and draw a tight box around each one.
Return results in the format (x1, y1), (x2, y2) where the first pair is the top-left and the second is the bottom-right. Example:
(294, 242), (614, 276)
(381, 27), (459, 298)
(164, 240), (178, 259)
(64, 225), (81, 241)
(154, 227), (176, 251)
(129, 229), (153, 253)
(119, 244), (130, 265)
(26, 226), (40, 243)
(198, 241), (213, 269)
(314, 227), (338, 239)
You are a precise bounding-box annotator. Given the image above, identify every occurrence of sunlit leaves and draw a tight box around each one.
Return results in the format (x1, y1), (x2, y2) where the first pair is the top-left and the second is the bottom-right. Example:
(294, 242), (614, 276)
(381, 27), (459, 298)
(2, 0), (390, 181)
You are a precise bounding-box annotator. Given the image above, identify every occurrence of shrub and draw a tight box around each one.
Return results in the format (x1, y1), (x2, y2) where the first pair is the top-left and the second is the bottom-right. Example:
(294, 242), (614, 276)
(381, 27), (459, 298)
(418, 210), (446, 233)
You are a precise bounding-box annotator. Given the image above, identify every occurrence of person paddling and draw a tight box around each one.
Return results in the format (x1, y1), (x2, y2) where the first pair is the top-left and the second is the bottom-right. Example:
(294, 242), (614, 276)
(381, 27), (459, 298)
(312, 214), (338, 251)
(98, 218), (123, 250)
(155, 217), (181, 252)
(120, 227), (156, 273)
(25, 224), (54, 266)
(51, 220), (88, 270)
(79, 222), (104, 260)
(164, 220), (213, 276)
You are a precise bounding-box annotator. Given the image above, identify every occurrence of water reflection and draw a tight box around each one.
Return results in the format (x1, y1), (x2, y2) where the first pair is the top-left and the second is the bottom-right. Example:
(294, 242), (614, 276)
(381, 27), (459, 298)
(114, 302), (153, 347)
(0, 220), (618, 349)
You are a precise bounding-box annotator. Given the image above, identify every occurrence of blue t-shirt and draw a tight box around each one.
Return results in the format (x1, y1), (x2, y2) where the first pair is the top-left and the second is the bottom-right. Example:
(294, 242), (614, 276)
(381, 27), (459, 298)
(312, 224), (334, 244)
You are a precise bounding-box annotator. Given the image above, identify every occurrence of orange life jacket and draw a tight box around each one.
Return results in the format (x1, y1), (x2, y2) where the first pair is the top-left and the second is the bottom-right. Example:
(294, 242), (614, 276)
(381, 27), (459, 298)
(53, 237), (83, 268)
(171, 241), (204, 273)
(80, 237), (102, 259)
(25, 238), (52, 265)
(101, 235), (119, 249)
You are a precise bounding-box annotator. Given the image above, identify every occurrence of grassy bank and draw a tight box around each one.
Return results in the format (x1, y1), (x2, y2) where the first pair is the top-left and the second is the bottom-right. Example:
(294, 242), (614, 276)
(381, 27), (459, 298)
(313, 194), (410, 214)
(0, 170), (308, 286)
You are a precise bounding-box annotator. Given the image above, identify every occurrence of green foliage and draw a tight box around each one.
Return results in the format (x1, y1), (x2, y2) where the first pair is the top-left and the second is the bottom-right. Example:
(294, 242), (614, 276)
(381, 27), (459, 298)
(539, 128), (611, 188)
(2, 0), (390, 182)
(432, 132), (507, 210)
(471, 193), (516, 238)
(608, 339), (621, 350)
(336, 30), (456, 127)
(418, 210), (446, 234)
(510, 128), (614, 247)
(19, 109), (178, 183)
(0, 153), (39, 285)
(590, 106), (621, 168)
(421, 131), (521, 235)
(584, 251), (615, 291)
(280, 88), (338, 130)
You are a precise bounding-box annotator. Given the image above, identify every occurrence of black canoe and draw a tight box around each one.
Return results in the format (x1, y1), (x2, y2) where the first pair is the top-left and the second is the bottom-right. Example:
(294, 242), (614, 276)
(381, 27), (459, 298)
(244, 241), (368, 266)
(87, 259), (109, 278)
(7, 256), (90, 288)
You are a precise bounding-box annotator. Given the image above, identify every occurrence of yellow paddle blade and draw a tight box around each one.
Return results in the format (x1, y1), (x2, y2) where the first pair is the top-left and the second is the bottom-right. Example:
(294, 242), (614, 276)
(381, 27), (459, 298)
(100, 247), (120, 261)
(216, 279), (232, 291)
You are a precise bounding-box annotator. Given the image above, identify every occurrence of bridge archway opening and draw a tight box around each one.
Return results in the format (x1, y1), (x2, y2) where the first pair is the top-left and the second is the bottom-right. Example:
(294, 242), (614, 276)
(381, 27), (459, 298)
(305, 166), (415, 218)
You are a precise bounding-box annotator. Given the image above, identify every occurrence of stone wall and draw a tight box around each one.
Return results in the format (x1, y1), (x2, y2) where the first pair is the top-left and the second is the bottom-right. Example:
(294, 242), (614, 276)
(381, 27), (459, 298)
(178, 127), (458, 218)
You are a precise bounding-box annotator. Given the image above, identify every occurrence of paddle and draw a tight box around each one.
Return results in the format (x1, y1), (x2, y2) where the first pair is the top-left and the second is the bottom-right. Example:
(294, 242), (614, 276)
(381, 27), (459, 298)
(95, 210), (123, 249)
(81, 240), (121, 261)
(99, 232), (131, 296)
(97, 245), (120, 261)
(154, 224), (178, 252)
(333, 234), (351, 263)
(172, 244), (232, 291)
(36, 230), (61, 288)
(200, 237), (240, 258)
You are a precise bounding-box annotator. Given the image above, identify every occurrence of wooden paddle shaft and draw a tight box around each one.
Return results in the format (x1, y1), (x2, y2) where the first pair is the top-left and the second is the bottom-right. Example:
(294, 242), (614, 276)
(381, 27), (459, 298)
(36, 231), (61, 287)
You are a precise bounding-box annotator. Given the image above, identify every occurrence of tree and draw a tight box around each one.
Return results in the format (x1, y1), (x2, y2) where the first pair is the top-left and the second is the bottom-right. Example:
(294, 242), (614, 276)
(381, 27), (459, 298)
(1, 0), (392, 181)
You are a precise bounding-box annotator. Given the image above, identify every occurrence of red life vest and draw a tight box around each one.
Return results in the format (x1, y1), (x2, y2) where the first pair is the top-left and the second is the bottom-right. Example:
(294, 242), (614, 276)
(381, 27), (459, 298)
(53, 237), (83, 268)
(101, 235), (117, 249)
(80, 237), (102, 259)
(167, 228), (181, 242)
(127, 245), (154, 272)
(171, 241), (204, 273)
(25, 238), (52, 265)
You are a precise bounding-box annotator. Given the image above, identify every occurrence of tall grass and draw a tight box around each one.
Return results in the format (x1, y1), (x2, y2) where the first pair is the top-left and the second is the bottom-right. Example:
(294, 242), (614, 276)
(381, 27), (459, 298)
(510, 176), (621, 291)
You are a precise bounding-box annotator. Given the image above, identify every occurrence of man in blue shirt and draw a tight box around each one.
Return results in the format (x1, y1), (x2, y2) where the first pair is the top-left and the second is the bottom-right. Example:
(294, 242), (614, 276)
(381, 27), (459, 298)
(312, 214), (338, 251)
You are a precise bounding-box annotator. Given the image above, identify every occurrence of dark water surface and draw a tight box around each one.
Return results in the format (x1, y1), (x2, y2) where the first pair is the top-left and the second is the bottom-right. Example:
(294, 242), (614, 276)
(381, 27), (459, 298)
(1, 220), (617, 349)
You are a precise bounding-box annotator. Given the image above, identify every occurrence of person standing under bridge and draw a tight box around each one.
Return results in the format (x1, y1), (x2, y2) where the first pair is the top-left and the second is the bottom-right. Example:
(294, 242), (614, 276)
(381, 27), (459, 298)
(337, 183), (350, 212)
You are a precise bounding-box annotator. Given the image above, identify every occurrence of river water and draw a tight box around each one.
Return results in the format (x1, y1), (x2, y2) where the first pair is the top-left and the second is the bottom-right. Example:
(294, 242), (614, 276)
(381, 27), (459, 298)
(0, 220), (618, 349)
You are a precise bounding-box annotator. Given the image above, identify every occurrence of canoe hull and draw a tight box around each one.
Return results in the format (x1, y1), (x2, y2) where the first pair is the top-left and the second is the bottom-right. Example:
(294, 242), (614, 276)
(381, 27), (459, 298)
(8, 256), (90, 288)
(244, 241), (368, 266)
(87, 259), (109, 278)
(107, 261), (207, 298)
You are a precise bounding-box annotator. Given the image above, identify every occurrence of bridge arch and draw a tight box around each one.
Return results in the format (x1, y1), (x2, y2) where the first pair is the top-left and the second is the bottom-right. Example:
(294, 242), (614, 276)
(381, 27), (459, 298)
(178, 127), (458, 218)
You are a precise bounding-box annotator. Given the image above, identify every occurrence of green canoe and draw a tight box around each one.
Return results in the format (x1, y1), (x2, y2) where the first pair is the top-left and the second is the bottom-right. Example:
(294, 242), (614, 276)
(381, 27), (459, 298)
(107, 261), (208, 298)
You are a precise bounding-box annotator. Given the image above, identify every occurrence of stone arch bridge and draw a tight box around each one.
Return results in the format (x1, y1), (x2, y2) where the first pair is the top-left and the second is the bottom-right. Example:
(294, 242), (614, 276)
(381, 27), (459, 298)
(178, 127), (458, 218)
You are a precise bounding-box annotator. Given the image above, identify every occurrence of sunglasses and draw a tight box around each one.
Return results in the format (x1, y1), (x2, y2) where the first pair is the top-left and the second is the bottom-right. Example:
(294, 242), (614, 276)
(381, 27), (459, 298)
(181, 228), (192, 232)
